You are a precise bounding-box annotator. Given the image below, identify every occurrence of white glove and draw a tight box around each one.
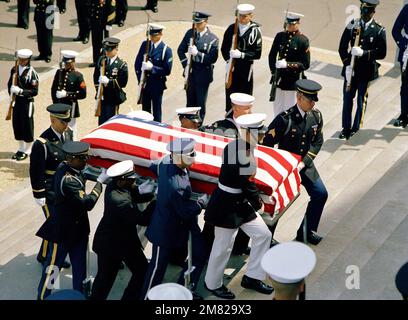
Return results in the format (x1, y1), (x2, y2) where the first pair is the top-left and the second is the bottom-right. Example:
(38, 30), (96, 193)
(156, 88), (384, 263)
(297, 161), (305, 171)
(56, 90), (67, 99)
(106, 25), (113, 31)
(230, 49), (242, 59)
(138, 180), (155, 194)
(345, 65), (353, 82)
(99, 75), (109, 85)
(97, 168), (109, 183)
(351, 46), (364, 57)
(35, 198), (46, 207)
(10, 85), (22, 95)
(275, 59), (288, 69)
(141, 61), (153, 71)
(188, 45), (198, 57)
(197, 193), (210, 209)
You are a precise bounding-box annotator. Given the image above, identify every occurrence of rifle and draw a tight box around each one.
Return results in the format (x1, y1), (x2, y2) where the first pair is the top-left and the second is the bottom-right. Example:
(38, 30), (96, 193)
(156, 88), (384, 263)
(6, 41), (18, 121)
(270, 5), (289, 102)
(94, 52), (106, 117)
(137, 20), (150, 105)
(183, 2), (197, 91)
(346, 19), (362, 92)
(225, 2), (239, 89)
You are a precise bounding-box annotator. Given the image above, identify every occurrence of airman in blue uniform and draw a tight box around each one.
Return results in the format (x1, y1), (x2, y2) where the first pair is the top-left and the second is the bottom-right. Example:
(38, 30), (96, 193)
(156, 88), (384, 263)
(177, 12), (219, 121)
(140, 138), (208, 300)
(135, 24), (173, 122)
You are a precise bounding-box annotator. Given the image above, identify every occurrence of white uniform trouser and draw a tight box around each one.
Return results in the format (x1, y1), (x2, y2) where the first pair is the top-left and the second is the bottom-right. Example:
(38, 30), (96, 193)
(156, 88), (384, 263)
(69, 118), (77, 141)
(273, 88), (297, 119)
(18, 141), (33, 155)
(205, 213), (272, 290)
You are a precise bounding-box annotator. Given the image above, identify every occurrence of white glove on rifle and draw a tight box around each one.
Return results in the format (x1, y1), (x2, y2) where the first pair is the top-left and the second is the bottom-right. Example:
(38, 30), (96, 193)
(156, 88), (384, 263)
(35, 198), (46, 207)
(56, 90), (67, 99)
(141, 61), (153, 71)
(105, 25), (113, 31)
(138, 180), (155, 194)
(297, 161), (305, 171)
(188, 45), (198, 57)
(275, 59), (288, 69)
(197, 193), (210, 209)
(230, 49), (243, 59)
(345, 65), (353, 82)
(97, 168), (109, 183)
(99, 75), (109, 85)
(351, 46), (364, 57)
(10, 85), (22, 95)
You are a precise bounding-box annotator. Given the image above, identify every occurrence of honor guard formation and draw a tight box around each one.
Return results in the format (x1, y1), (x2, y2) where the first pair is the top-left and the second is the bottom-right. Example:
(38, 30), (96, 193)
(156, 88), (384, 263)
(2, 0), (408, 301)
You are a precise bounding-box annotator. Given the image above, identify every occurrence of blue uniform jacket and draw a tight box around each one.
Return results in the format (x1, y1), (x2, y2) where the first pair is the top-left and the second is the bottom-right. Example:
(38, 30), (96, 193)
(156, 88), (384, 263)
(145, 155), (202, 248)
(134, 40), (173, 93)
(177, 28), (219, 84)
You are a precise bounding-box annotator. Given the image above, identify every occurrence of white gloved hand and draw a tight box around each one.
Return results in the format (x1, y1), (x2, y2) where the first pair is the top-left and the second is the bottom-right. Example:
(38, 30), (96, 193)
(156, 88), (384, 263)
(297, 161), (305, 171)
(35, 198), (46, 207)
(345, 65), (353, 82)
(138, 180), (155, 194)
(142, 61), (153, 71)
(99, 75), (109, 85)
(188, 45), (198, 56)
(97, 168), (109, 183)
(10, 85), (22, 95)
(105, 25), (113, 31)
(230, 49), (243, 59)
(56, 90), (67, 99)
(197, 193), (210, 209)
(275, 59), (288, 69)
(351, 46), (364, 57)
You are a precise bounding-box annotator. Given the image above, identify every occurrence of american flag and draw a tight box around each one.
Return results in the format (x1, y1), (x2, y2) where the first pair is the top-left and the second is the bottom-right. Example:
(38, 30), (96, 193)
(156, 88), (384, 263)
(82, 115), (302, 216)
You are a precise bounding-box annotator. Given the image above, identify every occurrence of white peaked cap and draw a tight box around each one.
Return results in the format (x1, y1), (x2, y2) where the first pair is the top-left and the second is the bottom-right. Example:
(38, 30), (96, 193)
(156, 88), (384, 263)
(237, 3), (255, 14)
(127, 110), (155, 121)
(106, 160), (137, 179)
(147, 283), (193, 300)
(230, 92), (255, 106)
(17, 49), (33, 59)
(261, 241), (317, 284)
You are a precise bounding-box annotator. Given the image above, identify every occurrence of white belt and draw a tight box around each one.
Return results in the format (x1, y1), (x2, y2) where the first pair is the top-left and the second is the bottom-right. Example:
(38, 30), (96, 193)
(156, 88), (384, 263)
(218, 182), (242, 194)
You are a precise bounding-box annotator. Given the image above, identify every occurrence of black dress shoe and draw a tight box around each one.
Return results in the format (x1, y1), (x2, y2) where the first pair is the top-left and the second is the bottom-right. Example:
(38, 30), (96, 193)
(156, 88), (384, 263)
(232, 246), (251, 256)
(45, 57), (51, 63)
(338, 129), (350, 140)
(61, 260), (71, 269)
(118, 20), (124, 27)
(82, 37), (89, 44)
(73, 35), (82, 41)
(241, 275), (273, 294)
(394, 117), (408, 128)
(204, 283), (235, 299)
(350, 129), (358, 137)
(307, 232), (323, 245)
(11, 151), (20, 160)
(152, 6), (158, 13)
(16, 152), (28, 161)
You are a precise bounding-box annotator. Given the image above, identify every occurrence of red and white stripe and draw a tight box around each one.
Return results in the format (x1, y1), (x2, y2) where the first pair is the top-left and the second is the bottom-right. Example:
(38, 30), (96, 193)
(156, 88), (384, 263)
(82, 115), (302, 216)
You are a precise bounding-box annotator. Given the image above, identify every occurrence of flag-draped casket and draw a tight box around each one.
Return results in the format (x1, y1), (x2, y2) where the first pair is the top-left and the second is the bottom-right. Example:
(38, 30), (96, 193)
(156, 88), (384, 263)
(82, 115), (302, 216)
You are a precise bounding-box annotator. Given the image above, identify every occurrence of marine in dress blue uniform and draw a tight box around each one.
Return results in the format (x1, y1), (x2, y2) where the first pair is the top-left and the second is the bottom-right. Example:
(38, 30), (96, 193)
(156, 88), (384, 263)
(392, 4), (408, 128)
(7, 49), (39, 161)
(177, 12), (219, 121)
(90, 161), (156, 300)
(269, 12), (310, 117)
(263, 79), (327, 245)
(204, 113), (273, 300)
(140, 138), (208, 300)
(134, 24), (173, 122)
(222, 4), (262, 112)
(30, 104), (73, 267)
(338, 0), (386, 139)
(51, 50), (86, 139)
(94, 37), (128, 125)
(36, 141), (103, 300)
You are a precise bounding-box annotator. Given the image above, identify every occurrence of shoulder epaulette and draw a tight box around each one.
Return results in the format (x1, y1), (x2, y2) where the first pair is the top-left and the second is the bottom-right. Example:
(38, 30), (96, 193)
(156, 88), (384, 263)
(37, 137), (47, 144)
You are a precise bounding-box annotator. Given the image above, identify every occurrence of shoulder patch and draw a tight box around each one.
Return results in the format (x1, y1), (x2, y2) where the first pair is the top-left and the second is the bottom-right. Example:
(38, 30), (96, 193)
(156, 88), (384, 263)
(37, 137), (47, 144)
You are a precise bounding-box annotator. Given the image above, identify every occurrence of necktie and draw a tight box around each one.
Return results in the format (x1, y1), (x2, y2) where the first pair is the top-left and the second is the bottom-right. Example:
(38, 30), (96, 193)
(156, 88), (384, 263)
(196, 31), (200, 42)
(107, 58), (111, 65)
(61, 134), (64, 144)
